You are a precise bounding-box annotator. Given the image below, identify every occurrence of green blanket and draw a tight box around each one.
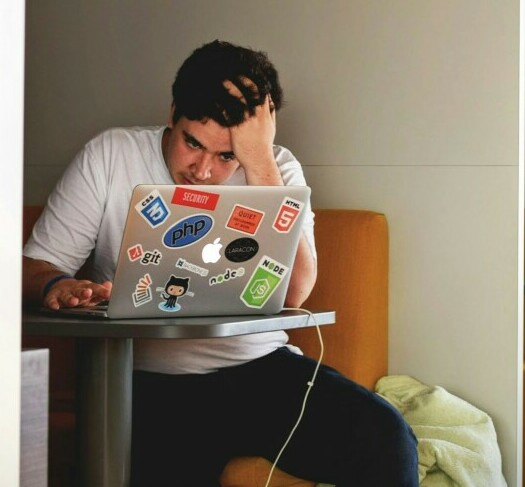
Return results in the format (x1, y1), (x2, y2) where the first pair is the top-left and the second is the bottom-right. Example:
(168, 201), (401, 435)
(375, 375), (507, 487)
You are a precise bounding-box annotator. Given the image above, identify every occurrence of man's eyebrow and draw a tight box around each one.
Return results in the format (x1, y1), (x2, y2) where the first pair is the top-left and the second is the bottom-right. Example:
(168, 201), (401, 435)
(182, 130), (204, 149)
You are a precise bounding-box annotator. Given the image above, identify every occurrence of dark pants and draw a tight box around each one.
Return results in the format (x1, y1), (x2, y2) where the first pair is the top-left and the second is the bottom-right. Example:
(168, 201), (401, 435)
(130, 347), (418, 487)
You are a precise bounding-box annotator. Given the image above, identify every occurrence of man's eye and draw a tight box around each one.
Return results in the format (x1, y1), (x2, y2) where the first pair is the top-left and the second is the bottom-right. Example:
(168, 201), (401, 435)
(220, 153), (235, 162)
(185, 138), (200, 149)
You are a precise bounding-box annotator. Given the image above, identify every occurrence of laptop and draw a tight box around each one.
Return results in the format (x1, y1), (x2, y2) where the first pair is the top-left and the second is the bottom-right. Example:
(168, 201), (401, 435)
(52, 184), (311, 319)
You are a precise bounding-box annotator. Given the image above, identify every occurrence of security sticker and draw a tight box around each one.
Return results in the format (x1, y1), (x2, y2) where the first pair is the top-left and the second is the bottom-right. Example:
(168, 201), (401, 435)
(226, 205), (264, 235)
(171, 187), (220, 210)
(132, 273), (153, 307)
(272, 197), (304, 233)
(240, 256), (289, 309)
(135, 189), (171, 228)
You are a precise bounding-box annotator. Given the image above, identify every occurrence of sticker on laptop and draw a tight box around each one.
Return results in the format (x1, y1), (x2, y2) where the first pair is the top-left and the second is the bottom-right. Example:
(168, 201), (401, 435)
(240, 256), (289, 309)
(128, 244), (144, 262)
(209, 267), (245, 286)
(226, 205), (264, 236)
(225, 238), (259, 263)
(132, 273), (153, 307)
(202, 238), (223, 264)
(176, 258), (209, 277)
(163, 214), (214, 248)
(171, 187), (220, 211)
(157, 275), (194, 312)
(135, 189), (171, 228)
(272, 197), (304, 233)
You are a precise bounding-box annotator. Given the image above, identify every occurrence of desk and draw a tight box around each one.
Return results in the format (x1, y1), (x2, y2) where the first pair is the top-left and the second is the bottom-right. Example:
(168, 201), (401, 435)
(22, 308), (335, 487)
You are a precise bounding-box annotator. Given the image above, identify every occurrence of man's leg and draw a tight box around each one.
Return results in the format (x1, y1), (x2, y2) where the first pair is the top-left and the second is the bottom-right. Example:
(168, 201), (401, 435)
(220, 348), (419, 487)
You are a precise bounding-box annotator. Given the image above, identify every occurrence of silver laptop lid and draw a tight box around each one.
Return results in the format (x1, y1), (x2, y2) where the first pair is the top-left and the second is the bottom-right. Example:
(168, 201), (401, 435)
(107, 184), (311, 318)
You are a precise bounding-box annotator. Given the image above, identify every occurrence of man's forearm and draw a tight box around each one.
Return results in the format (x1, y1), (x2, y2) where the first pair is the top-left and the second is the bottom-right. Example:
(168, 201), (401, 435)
(22, 256), (70, 305)
(284, 235), (317, 308)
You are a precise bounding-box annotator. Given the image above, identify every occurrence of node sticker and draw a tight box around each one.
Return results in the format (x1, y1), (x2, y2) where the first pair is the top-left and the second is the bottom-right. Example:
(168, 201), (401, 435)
(135, 189), (170, 228)
(226, 205), (264, 235)
(272, 197), (304, 233)
(171, 187), (220, 211)
(240, 256), (289, 309)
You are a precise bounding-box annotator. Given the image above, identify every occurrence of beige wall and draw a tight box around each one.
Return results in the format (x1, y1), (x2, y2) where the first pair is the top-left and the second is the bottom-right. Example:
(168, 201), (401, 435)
(24, 1), (522, 485)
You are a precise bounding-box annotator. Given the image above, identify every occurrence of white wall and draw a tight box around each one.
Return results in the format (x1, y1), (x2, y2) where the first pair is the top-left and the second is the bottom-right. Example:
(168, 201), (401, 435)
(24, 1), (522, 485)
(0, 0), (24, 485)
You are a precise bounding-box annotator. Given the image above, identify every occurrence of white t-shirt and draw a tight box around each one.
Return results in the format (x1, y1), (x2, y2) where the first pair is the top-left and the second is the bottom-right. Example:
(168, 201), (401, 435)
(24, 126), (316, 374)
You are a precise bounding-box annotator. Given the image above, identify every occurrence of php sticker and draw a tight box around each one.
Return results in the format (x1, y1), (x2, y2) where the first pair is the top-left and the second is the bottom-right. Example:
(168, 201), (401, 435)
(240, 256), (289, 309)
(272, 197), (304, 233)
(226, 205), (264, 235)
(171, 187), (220, 210)
(135, 189), (170, 228)
(163, 214), (214, 248)
(225, 238), (259, 263)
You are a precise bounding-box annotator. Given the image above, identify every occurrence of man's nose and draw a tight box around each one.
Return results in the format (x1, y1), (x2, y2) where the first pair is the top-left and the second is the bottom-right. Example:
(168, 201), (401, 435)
(192, 152), (213, 181)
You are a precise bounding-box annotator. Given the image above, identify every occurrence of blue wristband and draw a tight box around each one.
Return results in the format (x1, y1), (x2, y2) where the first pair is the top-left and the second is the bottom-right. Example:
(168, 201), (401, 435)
(42, 274), (74, 299)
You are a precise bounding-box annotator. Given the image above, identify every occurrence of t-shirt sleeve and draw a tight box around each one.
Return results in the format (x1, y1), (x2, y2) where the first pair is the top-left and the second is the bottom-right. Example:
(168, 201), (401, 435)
(23, 140), (108, 275)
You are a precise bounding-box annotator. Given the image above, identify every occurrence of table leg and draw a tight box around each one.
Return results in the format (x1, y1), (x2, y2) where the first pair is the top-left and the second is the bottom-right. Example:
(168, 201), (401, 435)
(75, 338), (133, 487)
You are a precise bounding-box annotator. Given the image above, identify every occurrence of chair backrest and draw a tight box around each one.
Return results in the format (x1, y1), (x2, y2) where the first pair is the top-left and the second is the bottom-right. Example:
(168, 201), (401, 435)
(287, 209), (388, 389)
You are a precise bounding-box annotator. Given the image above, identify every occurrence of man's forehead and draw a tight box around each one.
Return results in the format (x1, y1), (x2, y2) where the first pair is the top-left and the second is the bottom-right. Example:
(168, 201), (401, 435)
(179, 118), (233, 152)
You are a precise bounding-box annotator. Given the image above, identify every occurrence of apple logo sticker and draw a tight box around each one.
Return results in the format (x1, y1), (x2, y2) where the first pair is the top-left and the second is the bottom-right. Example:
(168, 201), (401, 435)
(202, 237), (223, 264)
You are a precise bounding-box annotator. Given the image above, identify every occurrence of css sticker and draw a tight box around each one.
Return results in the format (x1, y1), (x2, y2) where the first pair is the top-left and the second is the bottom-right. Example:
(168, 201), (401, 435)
(163, 214), (214, 248)
(240, 256), (289, 309)
(135, 189), (170, 228)
(272, 197), (304, 233)
(225, 238), (259, 263)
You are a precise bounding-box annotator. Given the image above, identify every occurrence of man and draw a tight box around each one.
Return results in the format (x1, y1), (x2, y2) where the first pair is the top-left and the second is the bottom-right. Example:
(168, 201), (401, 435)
(23, 40), (418, 486)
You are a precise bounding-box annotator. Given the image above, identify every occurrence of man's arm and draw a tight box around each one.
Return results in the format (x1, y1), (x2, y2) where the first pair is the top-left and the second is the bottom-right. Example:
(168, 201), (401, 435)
(23, 256), (112, 310)
(223, 80), (317, 307)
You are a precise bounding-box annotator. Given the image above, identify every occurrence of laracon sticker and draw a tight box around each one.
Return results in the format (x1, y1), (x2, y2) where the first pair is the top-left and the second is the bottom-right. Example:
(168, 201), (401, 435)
(135, 190), (170, 228)
(226, 205), (264, 235)
(240, 256), (289, 309)
(171, 187), (220, 210)
(132, 273), (153, 307)
(225, 238), (259, 263)
(163, 214), (214, 248)
(272, 197), (304, 233)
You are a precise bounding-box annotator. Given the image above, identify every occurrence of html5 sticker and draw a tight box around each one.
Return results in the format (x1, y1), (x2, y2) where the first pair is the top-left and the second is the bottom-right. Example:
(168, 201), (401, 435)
(171, 187), (220, 211)
(226, 205), (264, 236)
(272, 197), (304, 233)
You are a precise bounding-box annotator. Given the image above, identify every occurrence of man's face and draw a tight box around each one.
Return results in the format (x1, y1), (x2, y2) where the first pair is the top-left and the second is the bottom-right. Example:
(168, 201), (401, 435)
(162, 114), (240, 185)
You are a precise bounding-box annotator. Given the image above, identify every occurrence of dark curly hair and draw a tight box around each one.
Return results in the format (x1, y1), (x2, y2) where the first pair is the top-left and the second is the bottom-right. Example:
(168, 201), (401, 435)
(171, 40), (284, 127)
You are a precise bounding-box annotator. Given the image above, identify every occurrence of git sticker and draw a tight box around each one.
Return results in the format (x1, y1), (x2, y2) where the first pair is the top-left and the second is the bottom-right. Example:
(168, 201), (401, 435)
(135, 190), (170, 228)
(226, 205), (264, 235)
(240, 256), (289, 309)
(272, 197), (304, 233)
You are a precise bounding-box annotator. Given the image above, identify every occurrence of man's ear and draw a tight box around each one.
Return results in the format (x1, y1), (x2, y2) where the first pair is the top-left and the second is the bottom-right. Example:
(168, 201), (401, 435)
(167, 105), (176, 128)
